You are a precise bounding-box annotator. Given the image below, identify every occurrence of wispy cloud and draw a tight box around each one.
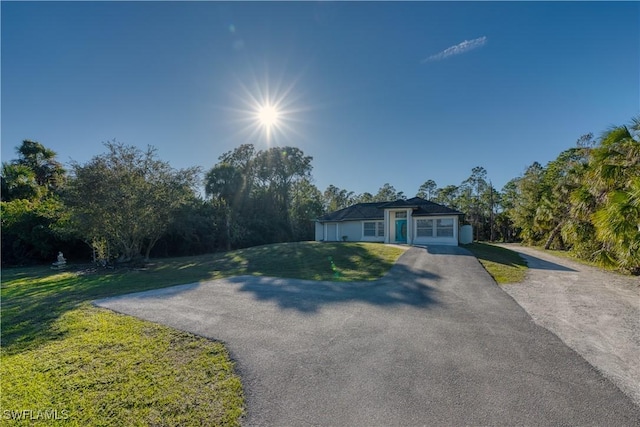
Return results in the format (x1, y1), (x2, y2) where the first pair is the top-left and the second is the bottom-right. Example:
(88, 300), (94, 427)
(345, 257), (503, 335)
(421, 36), (487, 63)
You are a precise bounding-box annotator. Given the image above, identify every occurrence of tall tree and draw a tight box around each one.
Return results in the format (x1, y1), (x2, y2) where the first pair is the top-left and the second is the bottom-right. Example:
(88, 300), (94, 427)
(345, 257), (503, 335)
(509, 162), (546, 244)
(290, 178), (324, 241)
(323, 185), (354, 212)
(1, 163), (41, 201)
(1, 140), (66, 201)
(373, 183), (404, 202)
(217, 144), (256, 207)
(486, 181), (498, 241)
(204, 144), (315, 248)
(253, 146), (313, 239)
(498, 179), (520, 242)
(503, 118), (639, 273)
(461, 167), (488, 241)
(537, 148), (588, 249)
(253, 146), (313, 196)
(15, 140), (66, 191)
(205, 163), (244, 251)
(585, 118), (640, 272)
(1, 140), (74, 264)
(417, 180), (437, 200)
(352, 192), (374, 204)
(67, 141), (199, 262)
(433, 185), (460, 209)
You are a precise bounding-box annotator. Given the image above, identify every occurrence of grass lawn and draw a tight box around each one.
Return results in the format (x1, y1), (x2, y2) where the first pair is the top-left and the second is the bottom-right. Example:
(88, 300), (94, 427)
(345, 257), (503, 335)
(463, 242), (528, 284)
(1, 242), (404, 426)
(2, 305), (243, 426)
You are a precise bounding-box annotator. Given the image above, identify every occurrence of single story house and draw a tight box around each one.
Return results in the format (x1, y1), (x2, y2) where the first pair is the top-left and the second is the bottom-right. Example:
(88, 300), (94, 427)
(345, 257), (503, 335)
(315, 197), (465, 246)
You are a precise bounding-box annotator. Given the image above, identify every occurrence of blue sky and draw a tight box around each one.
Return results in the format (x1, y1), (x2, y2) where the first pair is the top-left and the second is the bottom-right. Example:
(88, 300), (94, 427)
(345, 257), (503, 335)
(2, 1), (638, 197)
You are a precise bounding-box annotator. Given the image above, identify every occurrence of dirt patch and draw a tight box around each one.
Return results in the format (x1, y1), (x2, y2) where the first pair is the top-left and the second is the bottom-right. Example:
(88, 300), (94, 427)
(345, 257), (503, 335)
(496, 244), (640, 407)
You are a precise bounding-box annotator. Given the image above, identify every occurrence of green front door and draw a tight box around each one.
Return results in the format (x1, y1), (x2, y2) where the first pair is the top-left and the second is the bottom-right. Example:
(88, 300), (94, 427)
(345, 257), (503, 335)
(395, 219), (407, 243)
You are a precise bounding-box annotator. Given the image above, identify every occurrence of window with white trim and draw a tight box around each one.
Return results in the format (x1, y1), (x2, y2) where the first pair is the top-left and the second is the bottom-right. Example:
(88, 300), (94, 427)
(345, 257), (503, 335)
(416, 219), (433, 237)
(436, 218), (454, 237)
(363, 221), (384, 237)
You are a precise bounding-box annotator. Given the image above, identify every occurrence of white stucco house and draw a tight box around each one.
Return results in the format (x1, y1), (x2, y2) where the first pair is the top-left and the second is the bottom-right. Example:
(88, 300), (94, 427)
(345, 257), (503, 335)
(315, 197), (465, 246)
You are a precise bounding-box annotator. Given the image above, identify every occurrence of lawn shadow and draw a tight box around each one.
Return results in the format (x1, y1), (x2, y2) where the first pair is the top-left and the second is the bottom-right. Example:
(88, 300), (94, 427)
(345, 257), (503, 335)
(243, 241), (401, 281)
(489, 243), (579, 272)
(1, 243), (433, 353)
(462, 243), (529, 270)
(230, 247), (441, 313)
(1, 266), (206, 355)
(516, 253), (577, 272)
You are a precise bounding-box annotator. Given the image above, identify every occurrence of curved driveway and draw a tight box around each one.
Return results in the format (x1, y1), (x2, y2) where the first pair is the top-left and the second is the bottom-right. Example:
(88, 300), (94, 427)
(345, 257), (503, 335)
(95, 246), (640, 426)
(496, 244), (640, 407)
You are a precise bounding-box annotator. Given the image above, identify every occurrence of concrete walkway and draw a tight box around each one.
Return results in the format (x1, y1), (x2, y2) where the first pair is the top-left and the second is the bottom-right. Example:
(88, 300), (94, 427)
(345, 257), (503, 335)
(496, 244), (640, 407)
(95, 246), (640, 426)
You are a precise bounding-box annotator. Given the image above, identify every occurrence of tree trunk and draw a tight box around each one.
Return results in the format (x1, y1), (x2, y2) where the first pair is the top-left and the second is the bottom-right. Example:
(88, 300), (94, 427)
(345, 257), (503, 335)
(225, 207), (232, 251)
(544, 222), (564, 250)
(144, 236), (160, 261)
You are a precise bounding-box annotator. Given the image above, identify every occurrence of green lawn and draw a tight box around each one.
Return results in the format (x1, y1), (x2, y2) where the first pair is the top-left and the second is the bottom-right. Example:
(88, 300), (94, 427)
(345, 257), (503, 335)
(2, 305), (244, 426)
(463, 242), (528, 284)
(1, 242), (405, 426)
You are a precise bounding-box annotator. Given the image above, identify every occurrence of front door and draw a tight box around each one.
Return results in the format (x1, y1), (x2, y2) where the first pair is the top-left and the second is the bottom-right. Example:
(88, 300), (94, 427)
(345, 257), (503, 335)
(395, 219), (407, 243)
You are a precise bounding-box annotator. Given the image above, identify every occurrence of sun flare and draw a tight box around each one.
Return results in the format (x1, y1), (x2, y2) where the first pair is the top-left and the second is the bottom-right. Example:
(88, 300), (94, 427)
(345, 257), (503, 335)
(258, 105), (279, 127)
(227, 68), (309, 145)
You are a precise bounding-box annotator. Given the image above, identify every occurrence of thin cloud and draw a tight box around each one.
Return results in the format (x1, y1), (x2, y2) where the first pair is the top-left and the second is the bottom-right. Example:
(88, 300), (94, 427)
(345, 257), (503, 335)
(421, 36), (487, 63)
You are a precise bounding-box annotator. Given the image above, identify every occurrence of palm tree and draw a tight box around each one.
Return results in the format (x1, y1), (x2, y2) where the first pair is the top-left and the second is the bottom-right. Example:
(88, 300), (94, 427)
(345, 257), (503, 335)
(537, 148), (589, 250)
(15, 140), (65, 191)
(1, 163), (41, 201)
(584, 116), (640, 272)
(565, 185), (599, 259)
(592, 187), (640, 272)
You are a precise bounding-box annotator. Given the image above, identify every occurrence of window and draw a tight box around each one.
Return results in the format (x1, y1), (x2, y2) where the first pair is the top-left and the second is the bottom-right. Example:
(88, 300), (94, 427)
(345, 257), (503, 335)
(395, 211), (407, 219)
(436, 218), (454, 237)
(416, 219), (433, 237)
(363, 222), (375, 237)
(364, 221), (384, 237)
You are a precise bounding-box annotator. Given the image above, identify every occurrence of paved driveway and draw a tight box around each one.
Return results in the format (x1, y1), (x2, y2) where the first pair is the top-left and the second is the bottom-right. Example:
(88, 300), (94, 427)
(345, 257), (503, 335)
(95, 246), (640, 426)
(496, 244), (640, 407)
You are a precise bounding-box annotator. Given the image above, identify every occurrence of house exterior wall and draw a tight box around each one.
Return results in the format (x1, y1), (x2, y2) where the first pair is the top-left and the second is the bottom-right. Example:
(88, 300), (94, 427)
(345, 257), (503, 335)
(339, 221), (364, 242)
(412, 215), (459, 246)
(315, 220), (382, 242)
(385, 209), (414, 244)
(324, 223), (339, 241)
(316, 214), (460, 246)
(314, 222), (325, 241)
(360, 220), (385, 242)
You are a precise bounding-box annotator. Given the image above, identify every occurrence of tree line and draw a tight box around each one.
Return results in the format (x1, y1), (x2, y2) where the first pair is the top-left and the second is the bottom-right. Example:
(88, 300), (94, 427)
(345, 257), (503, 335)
(2, 116), (638, 273)
(502, 117), (639, 274)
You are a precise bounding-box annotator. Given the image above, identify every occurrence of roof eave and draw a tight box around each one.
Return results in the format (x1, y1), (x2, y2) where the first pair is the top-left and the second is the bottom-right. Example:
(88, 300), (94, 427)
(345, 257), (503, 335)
(316, 216), (384, 223)
(412, 212), (465, 217)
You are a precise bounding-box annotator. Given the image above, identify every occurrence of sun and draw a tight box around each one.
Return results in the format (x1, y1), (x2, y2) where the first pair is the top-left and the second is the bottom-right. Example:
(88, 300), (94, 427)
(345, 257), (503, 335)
(258, 105), (279, 127)
(225, 67), (310, 145)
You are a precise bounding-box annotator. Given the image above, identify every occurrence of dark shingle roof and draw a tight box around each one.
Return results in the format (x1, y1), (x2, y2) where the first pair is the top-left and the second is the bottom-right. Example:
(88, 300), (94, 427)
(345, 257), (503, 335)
(317, 197), (463, 222)
(405, 197), (465, 217)
(317, 202), (385, 222)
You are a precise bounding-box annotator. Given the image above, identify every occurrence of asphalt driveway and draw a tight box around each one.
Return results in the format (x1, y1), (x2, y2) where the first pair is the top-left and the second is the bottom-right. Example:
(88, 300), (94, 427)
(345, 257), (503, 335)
(95, 246), (640, 426)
